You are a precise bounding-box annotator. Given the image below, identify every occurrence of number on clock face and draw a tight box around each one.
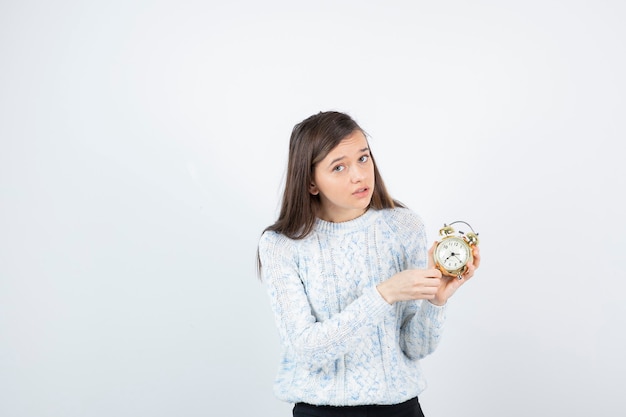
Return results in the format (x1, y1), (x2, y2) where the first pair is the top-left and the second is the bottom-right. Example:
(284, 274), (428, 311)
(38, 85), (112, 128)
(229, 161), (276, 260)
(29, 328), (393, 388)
(436, 237), (469, 270)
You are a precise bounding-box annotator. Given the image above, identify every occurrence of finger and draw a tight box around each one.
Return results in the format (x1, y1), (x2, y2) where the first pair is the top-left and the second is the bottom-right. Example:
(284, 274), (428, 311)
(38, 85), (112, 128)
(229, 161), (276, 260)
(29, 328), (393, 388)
(472, 246), (481, 269)
(461, 269), (473, 282)
(426, 268), (442, 279)
(419, 285), (439, 295)
(425, 276), (442, 287)
(461, 262), (477, 281)
(413, 276), (441, 289)
(411, 285), (438, 298)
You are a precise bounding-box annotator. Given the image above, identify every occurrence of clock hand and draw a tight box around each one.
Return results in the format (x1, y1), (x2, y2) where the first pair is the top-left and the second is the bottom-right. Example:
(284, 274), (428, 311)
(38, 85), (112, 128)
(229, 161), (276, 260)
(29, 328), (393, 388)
(444, 252), (458, 262)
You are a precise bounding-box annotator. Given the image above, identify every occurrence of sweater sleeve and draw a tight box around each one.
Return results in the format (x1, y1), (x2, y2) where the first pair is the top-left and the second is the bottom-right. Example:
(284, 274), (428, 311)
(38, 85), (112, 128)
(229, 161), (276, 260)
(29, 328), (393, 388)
(399, 300), (447, 359)
(385, 208), (448, 359)
(258, 231), (393, 370)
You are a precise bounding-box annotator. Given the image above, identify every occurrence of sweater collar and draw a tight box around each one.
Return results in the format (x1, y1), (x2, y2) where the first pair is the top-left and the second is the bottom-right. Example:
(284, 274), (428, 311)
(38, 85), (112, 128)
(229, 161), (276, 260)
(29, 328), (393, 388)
(314, 208), (379, 235)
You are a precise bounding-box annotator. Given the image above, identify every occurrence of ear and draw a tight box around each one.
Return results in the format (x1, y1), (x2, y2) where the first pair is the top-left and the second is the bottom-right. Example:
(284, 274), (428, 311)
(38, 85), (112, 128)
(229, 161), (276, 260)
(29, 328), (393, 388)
(309, 183), (319, 196)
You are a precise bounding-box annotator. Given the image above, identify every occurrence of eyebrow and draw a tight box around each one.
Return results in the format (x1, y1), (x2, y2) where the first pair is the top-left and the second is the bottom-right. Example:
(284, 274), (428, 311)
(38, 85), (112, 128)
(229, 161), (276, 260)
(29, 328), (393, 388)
(327, 147), (370, 167)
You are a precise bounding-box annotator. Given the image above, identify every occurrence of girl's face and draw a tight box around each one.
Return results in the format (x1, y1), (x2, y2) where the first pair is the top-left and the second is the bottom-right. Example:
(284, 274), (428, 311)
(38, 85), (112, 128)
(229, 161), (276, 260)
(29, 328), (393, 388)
(309, 130), (375, 222)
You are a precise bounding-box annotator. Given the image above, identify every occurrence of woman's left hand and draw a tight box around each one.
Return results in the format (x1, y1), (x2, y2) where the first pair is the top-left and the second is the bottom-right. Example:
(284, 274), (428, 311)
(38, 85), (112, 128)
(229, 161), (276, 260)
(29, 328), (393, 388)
(428, 242), (481, 306)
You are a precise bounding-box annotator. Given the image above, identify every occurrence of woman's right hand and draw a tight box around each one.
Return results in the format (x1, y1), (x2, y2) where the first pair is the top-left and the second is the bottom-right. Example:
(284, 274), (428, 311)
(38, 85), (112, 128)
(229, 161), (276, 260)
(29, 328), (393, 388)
(376, 268), (442, 305)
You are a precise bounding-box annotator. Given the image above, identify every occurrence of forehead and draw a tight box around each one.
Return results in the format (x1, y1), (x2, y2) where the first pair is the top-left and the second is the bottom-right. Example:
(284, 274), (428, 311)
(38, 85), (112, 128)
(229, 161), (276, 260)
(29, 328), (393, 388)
(324, 130), (369, 157)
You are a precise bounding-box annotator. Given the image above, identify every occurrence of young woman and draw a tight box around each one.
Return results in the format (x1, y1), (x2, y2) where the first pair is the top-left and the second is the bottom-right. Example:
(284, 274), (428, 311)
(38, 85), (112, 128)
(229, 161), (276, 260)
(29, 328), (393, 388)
(258, 111), (480, 417)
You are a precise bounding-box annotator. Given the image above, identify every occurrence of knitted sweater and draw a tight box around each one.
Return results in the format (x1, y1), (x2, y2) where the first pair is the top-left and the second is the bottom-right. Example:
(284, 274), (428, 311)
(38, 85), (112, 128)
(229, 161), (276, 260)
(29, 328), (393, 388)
(258, 207), (447, 406)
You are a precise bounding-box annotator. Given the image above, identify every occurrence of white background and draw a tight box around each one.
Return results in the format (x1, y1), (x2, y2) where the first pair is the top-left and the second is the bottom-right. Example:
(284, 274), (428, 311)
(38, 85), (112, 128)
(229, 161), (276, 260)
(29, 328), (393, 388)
(1, 1), (624, 416)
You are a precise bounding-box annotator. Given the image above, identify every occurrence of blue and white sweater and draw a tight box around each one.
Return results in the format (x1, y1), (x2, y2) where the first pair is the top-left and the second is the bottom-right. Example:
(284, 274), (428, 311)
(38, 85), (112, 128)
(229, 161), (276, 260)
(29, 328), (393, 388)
(258, 207), (447, 406)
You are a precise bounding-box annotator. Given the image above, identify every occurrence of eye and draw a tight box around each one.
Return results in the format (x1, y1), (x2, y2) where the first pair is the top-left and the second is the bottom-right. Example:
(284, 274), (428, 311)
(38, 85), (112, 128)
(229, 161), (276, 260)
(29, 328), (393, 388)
(333, 165), (345, 172)
(359, 155), (370, 163)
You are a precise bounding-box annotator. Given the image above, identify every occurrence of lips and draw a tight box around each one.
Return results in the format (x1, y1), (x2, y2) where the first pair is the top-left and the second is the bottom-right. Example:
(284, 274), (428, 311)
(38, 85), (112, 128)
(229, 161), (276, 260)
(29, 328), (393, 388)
(353, 187), (370, 196)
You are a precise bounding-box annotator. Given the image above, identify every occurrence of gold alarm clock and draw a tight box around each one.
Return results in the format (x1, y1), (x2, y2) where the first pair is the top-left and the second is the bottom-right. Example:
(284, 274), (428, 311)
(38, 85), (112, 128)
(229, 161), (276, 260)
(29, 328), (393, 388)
(433, 221), (479, 279)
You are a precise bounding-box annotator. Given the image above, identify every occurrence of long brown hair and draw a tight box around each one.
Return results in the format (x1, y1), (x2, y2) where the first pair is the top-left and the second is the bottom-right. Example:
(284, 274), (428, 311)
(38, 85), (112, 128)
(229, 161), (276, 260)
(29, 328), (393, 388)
(264, 111), (403, 240)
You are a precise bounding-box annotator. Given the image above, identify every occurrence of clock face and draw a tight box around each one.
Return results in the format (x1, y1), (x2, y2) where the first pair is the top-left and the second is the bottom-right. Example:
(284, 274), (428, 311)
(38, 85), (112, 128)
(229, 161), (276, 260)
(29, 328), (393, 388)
(435, 237), (470, 273)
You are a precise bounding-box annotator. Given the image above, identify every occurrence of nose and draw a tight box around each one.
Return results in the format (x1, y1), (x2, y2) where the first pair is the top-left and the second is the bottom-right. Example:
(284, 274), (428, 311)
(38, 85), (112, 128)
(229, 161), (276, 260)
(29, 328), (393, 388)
(350, 165), (366, 183)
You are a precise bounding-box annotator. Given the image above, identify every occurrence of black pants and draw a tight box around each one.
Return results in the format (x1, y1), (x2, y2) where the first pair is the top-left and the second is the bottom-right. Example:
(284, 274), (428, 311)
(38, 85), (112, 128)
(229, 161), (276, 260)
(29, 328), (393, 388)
(293, 397), (425, 417)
